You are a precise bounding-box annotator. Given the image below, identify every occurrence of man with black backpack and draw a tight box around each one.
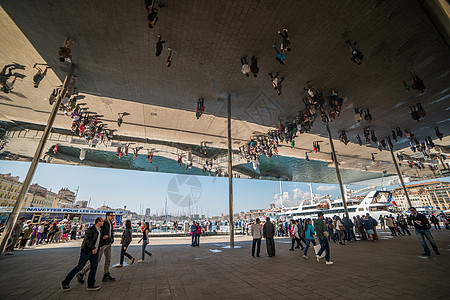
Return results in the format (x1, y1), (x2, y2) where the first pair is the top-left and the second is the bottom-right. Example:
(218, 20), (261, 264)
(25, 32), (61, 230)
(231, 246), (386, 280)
(366, 213), (378, 241)
(296, 219), (305, 249)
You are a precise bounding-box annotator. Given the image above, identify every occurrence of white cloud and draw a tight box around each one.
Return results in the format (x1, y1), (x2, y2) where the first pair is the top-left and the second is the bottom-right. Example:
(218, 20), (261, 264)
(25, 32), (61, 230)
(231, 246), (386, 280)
(316, 185), (338, 192)
(292, 188), (310, 201)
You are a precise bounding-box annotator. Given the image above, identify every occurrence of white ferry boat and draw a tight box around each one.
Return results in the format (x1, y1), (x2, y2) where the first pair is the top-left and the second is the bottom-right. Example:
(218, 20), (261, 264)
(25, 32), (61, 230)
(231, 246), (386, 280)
(278, 190), (396, 220)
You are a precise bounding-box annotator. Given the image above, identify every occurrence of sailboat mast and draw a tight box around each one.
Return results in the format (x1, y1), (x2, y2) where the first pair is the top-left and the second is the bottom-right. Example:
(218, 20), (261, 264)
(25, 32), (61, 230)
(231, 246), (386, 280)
(280, 181), (283, 207)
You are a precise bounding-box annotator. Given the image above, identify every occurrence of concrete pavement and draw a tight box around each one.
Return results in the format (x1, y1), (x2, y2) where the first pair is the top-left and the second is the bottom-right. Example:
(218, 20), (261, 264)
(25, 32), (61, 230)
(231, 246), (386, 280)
(0, 230), (449, 299)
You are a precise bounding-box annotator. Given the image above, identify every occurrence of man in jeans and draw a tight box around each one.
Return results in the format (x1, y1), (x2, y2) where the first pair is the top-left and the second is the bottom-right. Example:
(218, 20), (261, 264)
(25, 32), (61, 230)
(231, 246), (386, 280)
(251, 218), (263, 257)
(4, 217), (26, 255)
(61, 217), (104, 291)
(77, 212), (115, 283)
(408, 207), (440, 256)
(314, 212), (333, 265)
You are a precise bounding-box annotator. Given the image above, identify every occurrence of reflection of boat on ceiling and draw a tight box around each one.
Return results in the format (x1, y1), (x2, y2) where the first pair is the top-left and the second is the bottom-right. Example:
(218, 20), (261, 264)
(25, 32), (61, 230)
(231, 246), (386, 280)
(278, 189), (397, 220)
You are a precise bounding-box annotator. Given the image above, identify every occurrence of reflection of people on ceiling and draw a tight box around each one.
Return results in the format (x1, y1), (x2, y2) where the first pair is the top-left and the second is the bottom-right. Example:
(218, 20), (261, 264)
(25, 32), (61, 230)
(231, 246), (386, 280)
(166, 48), (175, 67)
(146, 0), (162, 29)
(196, 98), (205, 119)
(0, 64), (19, 93)
(58, 37), (74, 63)
(155, 34), (165, 56)
(33, 63), (51, 88)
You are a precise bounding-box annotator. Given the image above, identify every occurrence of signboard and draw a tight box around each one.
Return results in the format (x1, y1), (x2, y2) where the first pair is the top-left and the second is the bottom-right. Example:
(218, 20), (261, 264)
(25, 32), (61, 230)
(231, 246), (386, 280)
(73, 217), (79, 222)
(24, 207), (125, 215)
(32, 215), (41, 223)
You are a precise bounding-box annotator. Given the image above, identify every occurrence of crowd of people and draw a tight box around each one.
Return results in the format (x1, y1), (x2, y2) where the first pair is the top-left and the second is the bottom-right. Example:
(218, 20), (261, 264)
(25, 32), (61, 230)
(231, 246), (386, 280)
(2, 218), (83, 255)
(0, 206), (447, 292)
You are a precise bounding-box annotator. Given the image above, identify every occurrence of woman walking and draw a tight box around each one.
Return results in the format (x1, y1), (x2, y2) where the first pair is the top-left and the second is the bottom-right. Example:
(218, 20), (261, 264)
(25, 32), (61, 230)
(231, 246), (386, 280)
(303, 219), (318, 259)
(333, 216), (345, 245)
(116, 220), (135, 267)
(138, 222), (153, 263)
(195, 222), (202, 247)
(289, 220), (300, 251)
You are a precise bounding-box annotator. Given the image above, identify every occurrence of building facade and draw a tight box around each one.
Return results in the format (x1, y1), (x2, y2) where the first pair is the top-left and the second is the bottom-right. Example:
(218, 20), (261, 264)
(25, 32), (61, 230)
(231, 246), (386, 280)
(23, 184), (57, 207)
(56, 188), (76, 208)
(0, 173), (23, 207)
(391, 181), (450, 211)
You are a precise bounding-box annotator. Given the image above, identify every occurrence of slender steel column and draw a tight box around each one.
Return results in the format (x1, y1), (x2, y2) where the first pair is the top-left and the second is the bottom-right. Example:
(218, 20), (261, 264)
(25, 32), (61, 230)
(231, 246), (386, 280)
(387, 138), (412, 207)
(0, 64), (76, 256)
(325, 124), (349, 219)
(227, 94), (234, 248)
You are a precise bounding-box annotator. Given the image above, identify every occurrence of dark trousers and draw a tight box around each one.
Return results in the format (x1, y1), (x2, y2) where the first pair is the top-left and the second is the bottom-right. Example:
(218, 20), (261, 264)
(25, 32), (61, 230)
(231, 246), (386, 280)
(266, 237), (275, 257)
(70, 231), (77, 240)
(252, 238), (261, 257)
(191, 233), (197, 246)
(291, 237), (302, 249)
(195, 234), (200, 246)
(400, 225), (411, 235)
(433, 222), (441, 230)
(120, 246), (133, 264)
(47, 232), (55, 243)
(388, 226), (397, 236)
(63, 250), (99, 288)
(317, 237), (330, 262)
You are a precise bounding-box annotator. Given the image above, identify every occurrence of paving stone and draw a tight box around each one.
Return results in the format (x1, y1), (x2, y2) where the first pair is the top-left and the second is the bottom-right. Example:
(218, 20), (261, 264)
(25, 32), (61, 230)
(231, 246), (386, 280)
(0, 232), (449, 299)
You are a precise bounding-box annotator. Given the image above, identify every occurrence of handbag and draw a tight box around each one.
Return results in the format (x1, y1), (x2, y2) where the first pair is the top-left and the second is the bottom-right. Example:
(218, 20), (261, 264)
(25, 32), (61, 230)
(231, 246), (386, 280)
(314, 244), (325, 258)
(189, 231), (193, 236)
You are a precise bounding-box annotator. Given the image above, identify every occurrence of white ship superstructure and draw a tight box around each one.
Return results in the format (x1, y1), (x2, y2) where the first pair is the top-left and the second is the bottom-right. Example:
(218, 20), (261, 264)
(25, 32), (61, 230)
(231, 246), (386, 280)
(278, 189), (396, 220)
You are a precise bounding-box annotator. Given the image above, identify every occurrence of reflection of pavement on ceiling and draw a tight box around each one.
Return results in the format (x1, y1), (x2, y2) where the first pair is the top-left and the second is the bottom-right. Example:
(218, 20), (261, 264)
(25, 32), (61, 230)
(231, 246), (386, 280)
(0, 2), (449, 182)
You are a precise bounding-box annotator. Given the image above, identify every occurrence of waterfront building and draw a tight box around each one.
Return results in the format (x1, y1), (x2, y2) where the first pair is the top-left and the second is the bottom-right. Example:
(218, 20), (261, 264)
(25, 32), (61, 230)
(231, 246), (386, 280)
(391, 181), (450, 211)
(23, 184), (57, 207)
(56, 188), (76, 208)
(0, 173), (23, 207)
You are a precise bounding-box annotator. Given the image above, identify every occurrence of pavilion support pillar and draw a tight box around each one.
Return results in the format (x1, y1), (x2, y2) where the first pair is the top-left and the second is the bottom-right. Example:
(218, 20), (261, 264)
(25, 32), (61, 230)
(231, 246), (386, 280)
(0, 64), (76, 256)
(325, 123), (349, 219)
(387, 138), (412, 207)
(227, 94), (234, 248)
(228, 95), (234, 248)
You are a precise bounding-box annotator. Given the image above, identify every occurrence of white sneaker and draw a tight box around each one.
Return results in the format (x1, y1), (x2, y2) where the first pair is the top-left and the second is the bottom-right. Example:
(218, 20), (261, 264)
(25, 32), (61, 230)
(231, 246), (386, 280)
(302, 255), (308, 260)
(4, 252), (13, 256)
(326, 261), (334, 265)
(138, 259), (145, 263)
(316, 255), (320, 263)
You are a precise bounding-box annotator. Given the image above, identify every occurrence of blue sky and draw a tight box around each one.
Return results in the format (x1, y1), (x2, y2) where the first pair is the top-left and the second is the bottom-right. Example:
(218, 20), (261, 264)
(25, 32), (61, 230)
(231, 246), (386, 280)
(1, 161), (448, 216)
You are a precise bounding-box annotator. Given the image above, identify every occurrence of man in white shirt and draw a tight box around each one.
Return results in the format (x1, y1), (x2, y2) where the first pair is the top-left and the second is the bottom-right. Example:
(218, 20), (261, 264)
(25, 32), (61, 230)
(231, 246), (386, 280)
(251, 218), (263, 257)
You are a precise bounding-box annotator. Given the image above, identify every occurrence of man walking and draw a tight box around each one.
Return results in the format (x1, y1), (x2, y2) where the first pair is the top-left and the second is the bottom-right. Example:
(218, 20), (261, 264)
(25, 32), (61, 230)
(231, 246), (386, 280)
(61, 217), (104, 291)
(250, 56), (259, 77)
(155, 34), (165, 57)
(3, 217), (26, 255)
(251, 218), (263, 257)
(77, 212), (115, 284)
(263, 217), (276, 257)
(0, 64), (19, 93)
(240, 57), (250, 77)
(32, 63), (50, 88)
(314, 212), (333, 265)
(408, 207), (440, 256)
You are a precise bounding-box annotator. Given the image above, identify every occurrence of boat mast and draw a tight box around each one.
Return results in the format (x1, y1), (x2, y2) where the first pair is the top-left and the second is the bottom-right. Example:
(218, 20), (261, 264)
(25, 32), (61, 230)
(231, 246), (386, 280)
(309, 183), (313, 203)
(280, 181), (283, 208)
(272, 182), (275, 208)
